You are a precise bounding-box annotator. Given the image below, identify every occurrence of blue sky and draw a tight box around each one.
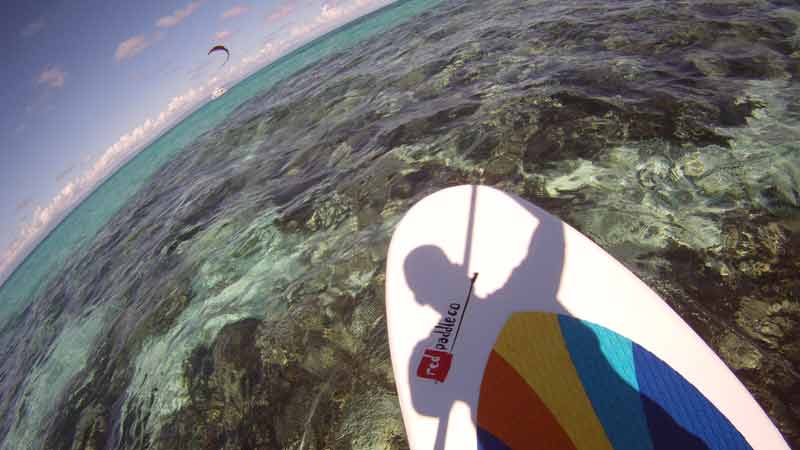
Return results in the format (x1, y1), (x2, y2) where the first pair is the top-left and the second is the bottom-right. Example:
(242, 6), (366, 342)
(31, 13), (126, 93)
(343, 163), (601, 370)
(0, 0), (393, 279)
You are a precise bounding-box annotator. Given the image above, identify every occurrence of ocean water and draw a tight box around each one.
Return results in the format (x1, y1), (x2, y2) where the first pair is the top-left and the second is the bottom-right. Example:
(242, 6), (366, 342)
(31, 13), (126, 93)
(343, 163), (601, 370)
(0, 1), (440, 448)
(1, 0), (799, 449)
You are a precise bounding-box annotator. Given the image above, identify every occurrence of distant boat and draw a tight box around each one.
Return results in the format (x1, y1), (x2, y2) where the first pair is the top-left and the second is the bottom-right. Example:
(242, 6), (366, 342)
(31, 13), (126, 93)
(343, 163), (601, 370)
(211, 87), (227, 99)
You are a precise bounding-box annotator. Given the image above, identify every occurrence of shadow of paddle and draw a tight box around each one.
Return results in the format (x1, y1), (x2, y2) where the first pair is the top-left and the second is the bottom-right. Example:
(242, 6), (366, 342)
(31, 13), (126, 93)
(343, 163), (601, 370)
(402, 186), (715, 450)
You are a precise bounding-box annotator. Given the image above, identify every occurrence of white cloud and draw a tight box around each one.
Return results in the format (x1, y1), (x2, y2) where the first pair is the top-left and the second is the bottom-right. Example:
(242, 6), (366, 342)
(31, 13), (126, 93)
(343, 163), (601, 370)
(37, 66), (66, 88)
(238, 39), (288, 69)
(288, 1), (388, 41)
(266, 4), (292, 22)
(222, 5), (250, 19)
(321, 3), (346, 21)
(290, 23), (315, 38)
(157, 1), (202, 28)
(21, 19), (45, 38)
(214, 30), (232, 40)
(115, 35), (151, 62)
(0, 179), (80, 280)
(1, 240), (27, 282)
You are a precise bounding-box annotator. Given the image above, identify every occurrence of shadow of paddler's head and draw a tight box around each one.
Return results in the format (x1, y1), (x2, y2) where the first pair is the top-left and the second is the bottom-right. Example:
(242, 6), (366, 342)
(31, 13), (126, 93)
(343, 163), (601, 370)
(404, 245), (466, 311)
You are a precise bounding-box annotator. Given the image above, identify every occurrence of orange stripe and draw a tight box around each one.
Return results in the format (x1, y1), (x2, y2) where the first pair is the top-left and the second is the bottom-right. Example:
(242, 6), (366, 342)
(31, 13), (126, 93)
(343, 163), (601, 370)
(478, 350), (578, 450)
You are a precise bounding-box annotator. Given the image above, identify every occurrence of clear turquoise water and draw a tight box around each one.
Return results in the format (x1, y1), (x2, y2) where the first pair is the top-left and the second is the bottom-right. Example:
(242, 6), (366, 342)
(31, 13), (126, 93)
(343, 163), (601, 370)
(0, 0), (440, 331)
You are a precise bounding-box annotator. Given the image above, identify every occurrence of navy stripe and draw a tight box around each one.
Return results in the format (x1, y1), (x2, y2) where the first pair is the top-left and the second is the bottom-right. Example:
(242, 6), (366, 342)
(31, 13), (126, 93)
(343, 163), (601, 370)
(477, 426), (512, 450)
(633, 344), (752, 450)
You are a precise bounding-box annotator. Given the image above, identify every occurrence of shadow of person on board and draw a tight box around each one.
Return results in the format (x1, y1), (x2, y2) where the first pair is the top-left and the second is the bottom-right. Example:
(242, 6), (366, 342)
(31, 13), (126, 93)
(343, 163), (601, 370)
(403, 190), (712, 450)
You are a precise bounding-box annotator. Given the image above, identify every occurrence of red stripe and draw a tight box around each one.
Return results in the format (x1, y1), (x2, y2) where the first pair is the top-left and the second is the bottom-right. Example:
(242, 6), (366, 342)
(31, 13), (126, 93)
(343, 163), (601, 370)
(478, 350), (578, 450)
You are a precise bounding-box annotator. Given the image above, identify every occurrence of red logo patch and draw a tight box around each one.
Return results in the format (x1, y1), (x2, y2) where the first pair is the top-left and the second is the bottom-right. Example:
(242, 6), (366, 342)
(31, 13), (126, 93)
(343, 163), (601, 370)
(416, 349), (453, 382)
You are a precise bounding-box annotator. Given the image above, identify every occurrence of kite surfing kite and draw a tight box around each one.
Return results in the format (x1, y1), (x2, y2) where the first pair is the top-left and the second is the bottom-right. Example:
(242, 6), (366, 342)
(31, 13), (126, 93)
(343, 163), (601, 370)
(208, 45), (230, 66)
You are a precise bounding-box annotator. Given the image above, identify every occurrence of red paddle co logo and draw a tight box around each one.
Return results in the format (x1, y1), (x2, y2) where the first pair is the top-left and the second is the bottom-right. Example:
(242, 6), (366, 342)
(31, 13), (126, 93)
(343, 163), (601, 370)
(416, 274), (477, 383)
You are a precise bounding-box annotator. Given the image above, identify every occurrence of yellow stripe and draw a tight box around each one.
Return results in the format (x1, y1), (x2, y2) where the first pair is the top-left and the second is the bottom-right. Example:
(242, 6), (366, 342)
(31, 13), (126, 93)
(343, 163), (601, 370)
(493, 312), (614, 450)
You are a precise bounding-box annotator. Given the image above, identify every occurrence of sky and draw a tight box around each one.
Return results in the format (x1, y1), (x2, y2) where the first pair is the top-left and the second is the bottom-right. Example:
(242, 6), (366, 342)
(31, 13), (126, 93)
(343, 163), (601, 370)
(0, 0), (395, 283)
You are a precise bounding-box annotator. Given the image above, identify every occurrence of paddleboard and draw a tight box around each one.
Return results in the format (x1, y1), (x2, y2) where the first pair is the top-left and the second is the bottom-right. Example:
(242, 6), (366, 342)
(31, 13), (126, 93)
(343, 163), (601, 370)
(385, 185), (788, 450)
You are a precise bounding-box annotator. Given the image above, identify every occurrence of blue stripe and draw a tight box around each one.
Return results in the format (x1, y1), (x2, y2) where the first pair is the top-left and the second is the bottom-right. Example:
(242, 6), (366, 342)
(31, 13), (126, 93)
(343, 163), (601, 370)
(476, 426), (512, 450)
(559, 316), (656, 450)
(633, 343), (753, 450)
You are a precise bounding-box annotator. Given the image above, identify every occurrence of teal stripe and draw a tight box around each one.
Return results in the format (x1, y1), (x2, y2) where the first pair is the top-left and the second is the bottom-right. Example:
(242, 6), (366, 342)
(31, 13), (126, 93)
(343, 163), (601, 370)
(558, 315), (655, 450)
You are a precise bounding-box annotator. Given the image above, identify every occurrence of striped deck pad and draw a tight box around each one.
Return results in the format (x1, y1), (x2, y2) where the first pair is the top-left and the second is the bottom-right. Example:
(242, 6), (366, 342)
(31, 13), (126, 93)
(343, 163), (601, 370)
(477, 312), (753, 450)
